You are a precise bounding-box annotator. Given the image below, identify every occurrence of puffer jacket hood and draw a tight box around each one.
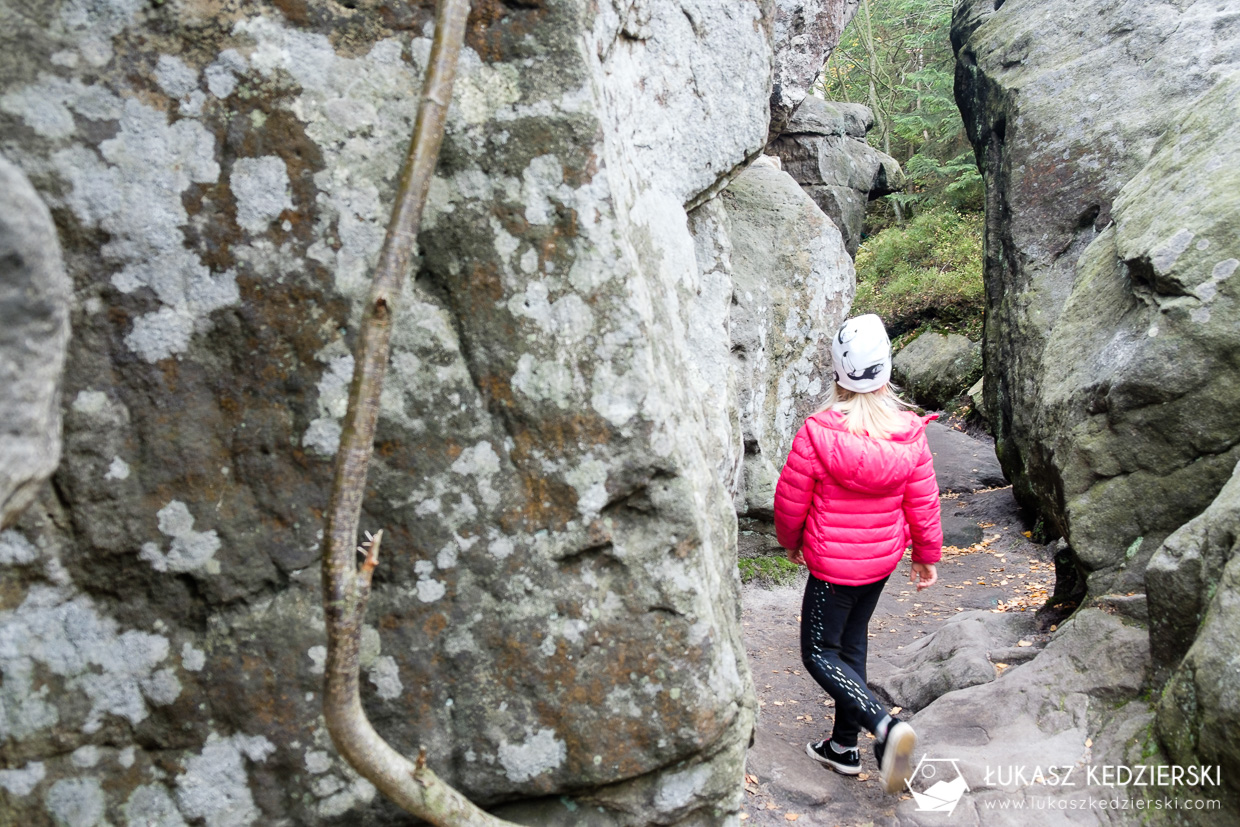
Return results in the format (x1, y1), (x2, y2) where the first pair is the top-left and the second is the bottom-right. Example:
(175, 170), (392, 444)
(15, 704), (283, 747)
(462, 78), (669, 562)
(773, 409), (943, 586)
(806, 410), (932, 496)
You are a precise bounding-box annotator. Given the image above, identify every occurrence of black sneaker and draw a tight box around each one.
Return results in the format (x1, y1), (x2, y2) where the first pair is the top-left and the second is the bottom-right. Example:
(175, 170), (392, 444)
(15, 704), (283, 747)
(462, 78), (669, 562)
(875, 720), (917, 794)
(806, 739), (862, 775)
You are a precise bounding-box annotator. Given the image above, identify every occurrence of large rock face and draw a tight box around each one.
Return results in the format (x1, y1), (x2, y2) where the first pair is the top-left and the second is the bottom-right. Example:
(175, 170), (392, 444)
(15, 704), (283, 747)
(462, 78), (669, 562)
(769, 95), (904, 256)
(954, 3), (1240, 818)
(716, 161), (854, 518)
(0, 1), (856, 824)
(953, 1), (1240, 597)
(0, 157), (71, 529)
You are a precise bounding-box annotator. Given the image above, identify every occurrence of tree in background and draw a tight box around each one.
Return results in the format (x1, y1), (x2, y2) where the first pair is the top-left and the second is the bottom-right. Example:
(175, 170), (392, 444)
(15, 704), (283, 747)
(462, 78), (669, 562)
(818, 0), (981, 217)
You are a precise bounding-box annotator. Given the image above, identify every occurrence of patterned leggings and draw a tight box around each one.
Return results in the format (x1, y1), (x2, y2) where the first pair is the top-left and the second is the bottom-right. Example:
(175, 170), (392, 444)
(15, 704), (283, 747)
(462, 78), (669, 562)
(800, 574), (890, 748)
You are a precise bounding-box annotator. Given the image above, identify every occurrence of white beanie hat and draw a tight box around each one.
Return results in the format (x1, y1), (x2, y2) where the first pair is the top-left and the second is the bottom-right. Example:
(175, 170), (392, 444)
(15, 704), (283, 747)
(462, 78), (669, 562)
(831, 314), (892, 393)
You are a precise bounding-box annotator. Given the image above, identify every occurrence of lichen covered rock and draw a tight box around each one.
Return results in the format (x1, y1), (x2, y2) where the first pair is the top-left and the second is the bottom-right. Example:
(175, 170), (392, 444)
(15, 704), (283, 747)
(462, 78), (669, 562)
(717, 162), (855, 518)
(0, 157), (71, 529)
(892, 330), (982, 410)
(0, 0), (858, 824)
(953, 0), (1240, 596)
(769, 95), (904, 255)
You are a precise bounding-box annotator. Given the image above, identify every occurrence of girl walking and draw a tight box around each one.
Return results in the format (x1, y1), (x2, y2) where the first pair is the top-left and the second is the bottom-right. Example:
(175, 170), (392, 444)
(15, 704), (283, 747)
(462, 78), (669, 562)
(773, 314), (942, 794)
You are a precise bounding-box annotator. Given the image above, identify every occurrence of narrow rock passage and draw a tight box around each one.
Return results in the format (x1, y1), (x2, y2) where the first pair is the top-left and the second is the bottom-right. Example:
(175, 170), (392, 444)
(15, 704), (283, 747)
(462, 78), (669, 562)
(739, 422), (1053, 825)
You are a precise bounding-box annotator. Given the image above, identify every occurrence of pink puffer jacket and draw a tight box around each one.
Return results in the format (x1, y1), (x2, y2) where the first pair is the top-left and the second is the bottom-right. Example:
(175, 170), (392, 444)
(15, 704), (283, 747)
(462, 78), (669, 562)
(774, 409), (943, 586)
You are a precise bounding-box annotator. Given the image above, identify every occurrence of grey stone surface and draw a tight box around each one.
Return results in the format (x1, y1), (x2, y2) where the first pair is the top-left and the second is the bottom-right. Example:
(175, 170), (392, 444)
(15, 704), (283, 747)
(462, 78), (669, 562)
(953, 0), (1240, 599)
(941, 513), (983, 549)
(769, 96), (905, 256)
(1147, 460), (1240, 674)
(770, 0), (861, 136)
(0, 1), (854, 824)
(892, 331), (982, 410)
(717, 163), (855, 519)
(0, 156), (71, 529)
(1157, 550), (1240, 815)
(895, 609), (1154, 825)
(869, 610), (1037, 713)
(924, 422), (1007, 495)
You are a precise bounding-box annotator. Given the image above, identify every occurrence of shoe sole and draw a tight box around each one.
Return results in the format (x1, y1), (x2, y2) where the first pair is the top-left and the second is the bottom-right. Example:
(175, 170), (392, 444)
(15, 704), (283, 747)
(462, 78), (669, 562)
(880, 723), (917, 794)
(805, 742), (862, 776)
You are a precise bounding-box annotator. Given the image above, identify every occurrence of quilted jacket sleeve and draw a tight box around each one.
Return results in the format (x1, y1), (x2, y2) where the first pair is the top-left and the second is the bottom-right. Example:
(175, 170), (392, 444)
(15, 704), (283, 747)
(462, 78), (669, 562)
(902, 433), (943, 564)
(774, 423), (819, 551)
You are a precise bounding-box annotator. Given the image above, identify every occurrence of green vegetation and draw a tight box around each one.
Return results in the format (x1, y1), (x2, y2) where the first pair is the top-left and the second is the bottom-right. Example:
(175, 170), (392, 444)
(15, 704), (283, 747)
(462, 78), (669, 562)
(819, 0), (982, 215)
(851, 208), (984, 339)
(738, 556), (803, 587)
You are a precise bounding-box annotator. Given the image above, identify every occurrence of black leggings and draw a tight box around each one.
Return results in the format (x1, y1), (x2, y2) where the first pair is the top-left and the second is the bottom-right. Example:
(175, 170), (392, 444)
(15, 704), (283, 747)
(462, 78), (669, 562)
(800, 574), (890, 748)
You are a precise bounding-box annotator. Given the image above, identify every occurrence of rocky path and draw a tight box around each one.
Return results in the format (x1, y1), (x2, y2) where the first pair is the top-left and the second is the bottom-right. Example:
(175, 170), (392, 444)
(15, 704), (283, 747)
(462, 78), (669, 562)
(738, 422), (1058, 825)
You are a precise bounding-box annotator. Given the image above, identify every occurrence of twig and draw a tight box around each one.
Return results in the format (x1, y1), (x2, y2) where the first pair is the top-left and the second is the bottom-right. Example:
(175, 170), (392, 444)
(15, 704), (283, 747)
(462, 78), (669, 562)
(318, 1), (520, 823)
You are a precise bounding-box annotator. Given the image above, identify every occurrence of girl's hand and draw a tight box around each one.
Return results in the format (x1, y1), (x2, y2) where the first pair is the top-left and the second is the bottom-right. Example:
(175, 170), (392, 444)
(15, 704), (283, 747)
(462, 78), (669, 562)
(786, 548), (805, 567)
(910, 562), (937, 590)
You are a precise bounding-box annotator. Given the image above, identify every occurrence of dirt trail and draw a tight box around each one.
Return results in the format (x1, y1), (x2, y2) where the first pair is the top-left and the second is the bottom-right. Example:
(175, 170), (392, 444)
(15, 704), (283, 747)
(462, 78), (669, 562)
(738, 424), (1054, 826)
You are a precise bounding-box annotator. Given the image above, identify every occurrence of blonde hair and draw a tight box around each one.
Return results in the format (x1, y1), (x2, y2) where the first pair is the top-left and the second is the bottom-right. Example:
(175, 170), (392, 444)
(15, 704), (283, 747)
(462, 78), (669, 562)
(817, 382), (912, 439)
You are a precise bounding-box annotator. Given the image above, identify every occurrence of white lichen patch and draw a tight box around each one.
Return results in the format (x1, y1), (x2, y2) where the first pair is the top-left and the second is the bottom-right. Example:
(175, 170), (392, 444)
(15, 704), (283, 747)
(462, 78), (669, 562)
(0, 761), (45, 796)
(307, 645), (327, 675)
(180, 642), (206, 672)
(139, 501), (222, 575)
(416, 579), (447, 603)
(124, 783), (188, 827)
(43, 95), (238, 362)
(71, 745), (101, 768)
(0, 585), (176, 739)
(154, 55), (199, 100)
(175, 733), (275, 827)
(653, 763), (712, 813)
(0, 530), (40, 565)
(565, 458), (610, 519)
(235, 17), (422, 300)
(45, 777), (106, 827)
(303, 354), (354, 456)
(57, 0), (145, 68)
(230, 156), (293, 234)
(497, 728), (566, 783)
(105, 457), (131, 481)
(0, 75), (123, 140)
(367, 655), (402, 700)
(317, 776), (376, 818)
(304, 750), (332, 775)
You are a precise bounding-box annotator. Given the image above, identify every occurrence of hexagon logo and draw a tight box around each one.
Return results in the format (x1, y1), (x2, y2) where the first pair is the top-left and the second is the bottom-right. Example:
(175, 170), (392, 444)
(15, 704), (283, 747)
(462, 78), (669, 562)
(906, 757), (970, 815)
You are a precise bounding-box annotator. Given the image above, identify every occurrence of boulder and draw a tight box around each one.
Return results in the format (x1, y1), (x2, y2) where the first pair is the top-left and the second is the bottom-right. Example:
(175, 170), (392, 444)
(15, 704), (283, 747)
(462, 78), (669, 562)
(0, 1), (856, 823)
(892, 331), (983, 410)
(896, 609), (1154, 824)
(869, 609), (1037, 713)
(953, 0), (1240, 599)
(769, 95), (905, 256)
(769, 0), (862, 136)
(1156, 550), (1240, 814)
(717, 163), (855, 518)
(924, 422), (1007, 494)
(1146, 460), (1240, 676)
(0, 157), (71, 529)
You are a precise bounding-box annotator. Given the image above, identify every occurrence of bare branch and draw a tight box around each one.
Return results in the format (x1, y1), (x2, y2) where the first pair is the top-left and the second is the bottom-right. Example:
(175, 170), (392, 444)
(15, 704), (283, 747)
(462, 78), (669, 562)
(319, 0), (520, 823)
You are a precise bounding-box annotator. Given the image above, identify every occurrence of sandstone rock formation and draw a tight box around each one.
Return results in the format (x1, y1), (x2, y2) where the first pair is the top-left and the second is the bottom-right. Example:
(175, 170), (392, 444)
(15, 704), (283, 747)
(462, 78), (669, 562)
(716, 163), (854, 518)
(769, 95), (904, 255)
(769, 0), (861, 136)
(0, 157), (71, 530)
(954, 1), (1240, 819)
(892, 330), (982, 410)
(0, 1), (859, 824)
(954, 0), (1240, 598)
